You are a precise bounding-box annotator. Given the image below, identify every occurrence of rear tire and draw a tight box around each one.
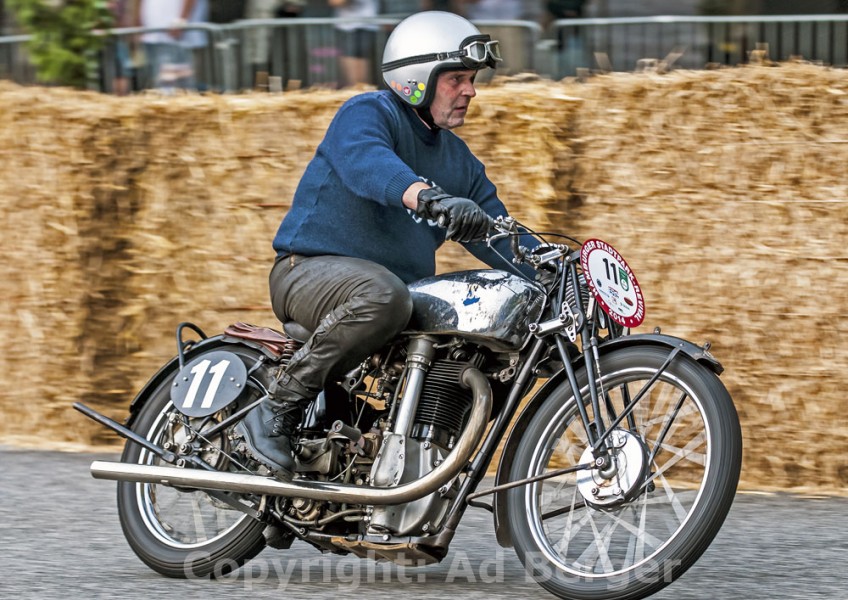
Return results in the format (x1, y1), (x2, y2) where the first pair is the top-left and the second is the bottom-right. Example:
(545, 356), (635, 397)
(507, 346), (742, 600)
(117, 343), (274, 578)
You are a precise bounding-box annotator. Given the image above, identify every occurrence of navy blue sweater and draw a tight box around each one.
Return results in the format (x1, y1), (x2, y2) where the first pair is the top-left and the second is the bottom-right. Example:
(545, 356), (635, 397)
(273, 90), (525, 284)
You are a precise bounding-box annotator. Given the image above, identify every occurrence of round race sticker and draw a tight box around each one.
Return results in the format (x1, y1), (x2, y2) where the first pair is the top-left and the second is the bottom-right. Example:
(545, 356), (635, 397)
(580, 239), (645, 328)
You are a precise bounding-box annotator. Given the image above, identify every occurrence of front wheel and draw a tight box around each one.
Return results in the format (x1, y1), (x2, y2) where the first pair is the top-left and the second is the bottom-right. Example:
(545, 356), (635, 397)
(507, 346), (742, 600)
(117, 342), (275, 578)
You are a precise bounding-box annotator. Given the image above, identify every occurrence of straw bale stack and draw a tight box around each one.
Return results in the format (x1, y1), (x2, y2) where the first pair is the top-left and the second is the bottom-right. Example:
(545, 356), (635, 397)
(0, 62), (846, 493)
(560, 62), (848, 494)
(0, 83), (359, 447)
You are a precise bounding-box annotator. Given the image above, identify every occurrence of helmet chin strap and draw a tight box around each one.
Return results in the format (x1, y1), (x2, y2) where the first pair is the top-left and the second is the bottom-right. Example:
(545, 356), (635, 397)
(414, 106), (440, 131)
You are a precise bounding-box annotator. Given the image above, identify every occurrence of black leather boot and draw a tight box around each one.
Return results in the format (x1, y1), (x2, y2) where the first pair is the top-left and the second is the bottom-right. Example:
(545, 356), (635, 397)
(238, 305), (354, 475)
(234, 374), (311, 481)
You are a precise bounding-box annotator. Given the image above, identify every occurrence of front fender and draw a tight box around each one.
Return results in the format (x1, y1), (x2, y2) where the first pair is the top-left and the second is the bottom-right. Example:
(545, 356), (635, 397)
(491, 332), (722, 548)
(595, 332), (723, 375)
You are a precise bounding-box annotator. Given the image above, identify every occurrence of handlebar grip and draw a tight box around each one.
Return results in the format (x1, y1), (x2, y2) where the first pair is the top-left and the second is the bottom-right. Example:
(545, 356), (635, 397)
(435, 207), (493, 243)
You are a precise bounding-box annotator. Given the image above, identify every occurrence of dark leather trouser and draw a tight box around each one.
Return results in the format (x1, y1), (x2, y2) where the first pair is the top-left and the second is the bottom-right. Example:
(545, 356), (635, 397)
(268, 254), (414, 400)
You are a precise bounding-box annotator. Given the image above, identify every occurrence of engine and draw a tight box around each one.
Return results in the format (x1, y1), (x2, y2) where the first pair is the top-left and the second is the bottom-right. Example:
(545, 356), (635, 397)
(276, 337), (494, 551)
(365, 346), (480, 537)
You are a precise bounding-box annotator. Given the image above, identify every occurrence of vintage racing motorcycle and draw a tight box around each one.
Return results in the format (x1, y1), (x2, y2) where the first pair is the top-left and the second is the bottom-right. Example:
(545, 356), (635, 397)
(77, 216), (742, 599)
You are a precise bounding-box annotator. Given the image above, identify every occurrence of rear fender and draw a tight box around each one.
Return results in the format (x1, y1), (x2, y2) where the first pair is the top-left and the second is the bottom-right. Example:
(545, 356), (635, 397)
(491, 332), (722, 547)
(124, 334), (282, 428)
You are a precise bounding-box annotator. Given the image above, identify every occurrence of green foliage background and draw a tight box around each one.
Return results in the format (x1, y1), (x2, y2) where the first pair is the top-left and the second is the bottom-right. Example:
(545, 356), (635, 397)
(9, 0), (113, 88)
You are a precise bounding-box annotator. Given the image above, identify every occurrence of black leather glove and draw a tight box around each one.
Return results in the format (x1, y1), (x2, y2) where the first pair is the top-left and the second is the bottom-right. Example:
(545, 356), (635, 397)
(416, 187), (492, 243)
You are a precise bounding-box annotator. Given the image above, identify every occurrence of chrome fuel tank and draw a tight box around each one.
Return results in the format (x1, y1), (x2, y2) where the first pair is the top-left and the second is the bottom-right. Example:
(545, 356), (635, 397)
(407, 270), (546, 351)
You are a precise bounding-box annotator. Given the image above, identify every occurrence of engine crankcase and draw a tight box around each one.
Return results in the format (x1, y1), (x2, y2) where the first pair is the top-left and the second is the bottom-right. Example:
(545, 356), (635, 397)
(368, 433), (451, 536)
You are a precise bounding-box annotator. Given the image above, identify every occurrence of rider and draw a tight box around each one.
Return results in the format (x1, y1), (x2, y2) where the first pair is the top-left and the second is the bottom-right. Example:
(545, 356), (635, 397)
(236, 11), (528, 480)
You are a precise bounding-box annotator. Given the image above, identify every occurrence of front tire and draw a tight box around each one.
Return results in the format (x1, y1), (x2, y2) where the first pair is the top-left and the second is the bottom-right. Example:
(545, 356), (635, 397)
(117, 343), (274, 578)
(507, 346), (742, 600)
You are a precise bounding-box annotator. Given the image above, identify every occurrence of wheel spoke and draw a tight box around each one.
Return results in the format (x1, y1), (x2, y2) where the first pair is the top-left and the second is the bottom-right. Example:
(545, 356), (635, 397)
(648, 392), (687, 454)
(599, 503), (665, 550)
(190, 494), (209, 541)
(551, 492), (590, 556)
(540, 472), (576, 504)
(655, 470), (693, 524)
(542, 498), (587, 520)
(648, 404), (699, 461)
(650, 430), (708, 478)
(628, 492), (650, 564)
(133, 406), (250, 547)
(578, 510), (617, 572)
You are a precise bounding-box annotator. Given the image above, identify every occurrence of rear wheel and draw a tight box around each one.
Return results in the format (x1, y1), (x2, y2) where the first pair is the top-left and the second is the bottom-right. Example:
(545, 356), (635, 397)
(507, 346), (742, 599)
(117, 343), (275, 578)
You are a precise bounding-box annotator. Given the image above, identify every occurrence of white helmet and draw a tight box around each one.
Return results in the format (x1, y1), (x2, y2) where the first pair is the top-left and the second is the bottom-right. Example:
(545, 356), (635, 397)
(382, 11), (502, 108)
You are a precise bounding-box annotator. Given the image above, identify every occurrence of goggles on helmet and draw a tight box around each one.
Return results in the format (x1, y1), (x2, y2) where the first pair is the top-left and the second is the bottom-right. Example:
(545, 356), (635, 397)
(454, 37), (502, 68)
(381, 34), (502, 73)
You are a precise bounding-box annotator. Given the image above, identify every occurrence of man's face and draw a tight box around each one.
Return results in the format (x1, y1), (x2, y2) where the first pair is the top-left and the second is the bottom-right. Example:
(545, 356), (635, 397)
(428, 69), (477, 130)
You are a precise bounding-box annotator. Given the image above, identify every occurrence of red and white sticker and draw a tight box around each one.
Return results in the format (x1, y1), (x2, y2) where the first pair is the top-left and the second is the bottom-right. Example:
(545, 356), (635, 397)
(580, 239), (645, 328)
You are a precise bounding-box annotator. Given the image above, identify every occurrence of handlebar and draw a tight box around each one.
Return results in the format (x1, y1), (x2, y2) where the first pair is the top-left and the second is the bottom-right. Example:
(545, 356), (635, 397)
(487, 215), (525, 260)
(488, 216), (573, 272)
(434, 211), (571, 272)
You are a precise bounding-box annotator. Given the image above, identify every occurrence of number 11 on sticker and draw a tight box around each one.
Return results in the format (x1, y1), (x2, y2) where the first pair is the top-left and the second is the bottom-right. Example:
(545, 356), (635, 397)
(182, 359), (231, 409)
(602, 257), (630, 291)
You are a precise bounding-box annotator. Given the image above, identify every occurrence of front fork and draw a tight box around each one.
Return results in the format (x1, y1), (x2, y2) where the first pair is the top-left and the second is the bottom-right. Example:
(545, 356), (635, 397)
(552, 258), (614, 466)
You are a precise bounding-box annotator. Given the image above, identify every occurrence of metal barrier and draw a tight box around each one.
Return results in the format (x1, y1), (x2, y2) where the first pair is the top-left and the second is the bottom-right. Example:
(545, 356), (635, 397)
(0, 34), (36, 85)
(2, 15), (848, 93)
(0, 18), (540, 93)
(211, 18), (540, 92)
(212, 18), (398, 91)
(548, 15), (848, 77)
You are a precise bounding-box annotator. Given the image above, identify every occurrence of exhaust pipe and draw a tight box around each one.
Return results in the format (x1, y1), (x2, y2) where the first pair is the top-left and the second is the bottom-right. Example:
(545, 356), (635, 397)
(91, 367), (492, 506)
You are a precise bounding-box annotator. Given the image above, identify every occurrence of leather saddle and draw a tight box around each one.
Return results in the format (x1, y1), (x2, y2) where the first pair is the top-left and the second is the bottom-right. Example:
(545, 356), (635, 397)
(223, 321), (311, 356)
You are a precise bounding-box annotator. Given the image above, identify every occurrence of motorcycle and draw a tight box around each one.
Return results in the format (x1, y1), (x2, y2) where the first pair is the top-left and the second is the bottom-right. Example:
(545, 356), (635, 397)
(77, 215), (742, 599)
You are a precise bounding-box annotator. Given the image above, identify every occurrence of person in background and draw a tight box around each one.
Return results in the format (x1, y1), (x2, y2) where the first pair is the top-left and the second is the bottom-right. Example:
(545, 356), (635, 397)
(274, 0), (306, 18)
(329, 0), (378, 87)
(208, 0), (247, 24)
(135, 0), (209, 91)
(461, 0), (523, 20)
(545, 0), (588, 35)
(545, 0), (589, 75)
(107, 0), (134, 95)
(245, 0), (305, 82)
(420, 0), (463, 12)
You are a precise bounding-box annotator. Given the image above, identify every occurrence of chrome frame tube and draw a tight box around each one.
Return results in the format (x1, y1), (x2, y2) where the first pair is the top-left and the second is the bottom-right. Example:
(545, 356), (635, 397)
(392, 336), (436, 436)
